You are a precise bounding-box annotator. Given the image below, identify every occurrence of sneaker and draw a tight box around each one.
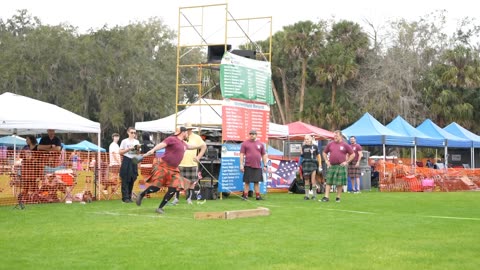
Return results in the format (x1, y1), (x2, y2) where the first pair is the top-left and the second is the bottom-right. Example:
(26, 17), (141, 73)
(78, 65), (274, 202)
(122, 199), (133, 203)
(256, 196), (264, 200)
(321, 197), (329, 202)
(311, 196), (317, 200)
(304, 196), (310, 200)
(171, 198), (179, 206)
(136, 193), (144, 206)
(336, 197), (341, 203)
(241, 195), (248, 201)
(155, 208), (165, 214)
(187, 198), (193, 205)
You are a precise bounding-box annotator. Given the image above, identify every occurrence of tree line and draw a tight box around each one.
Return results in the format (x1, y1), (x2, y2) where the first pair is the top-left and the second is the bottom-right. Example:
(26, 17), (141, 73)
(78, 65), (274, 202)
(1, 10), (479, 148)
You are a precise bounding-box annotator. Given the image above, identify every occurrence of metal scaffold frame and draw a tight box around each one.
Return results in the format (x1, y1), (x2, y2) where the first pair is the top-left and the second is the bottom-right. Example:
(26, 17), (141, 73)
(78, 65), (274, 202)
(174, 2), (273, 129)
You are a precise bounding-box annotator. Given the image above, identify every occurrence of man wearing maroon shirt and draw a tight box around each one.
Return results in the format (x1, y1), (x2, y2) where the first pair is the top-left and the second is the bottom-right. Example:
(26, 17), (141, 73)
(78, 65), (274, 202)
(239, 130), (268, 200)
(135, 127), (204, 214)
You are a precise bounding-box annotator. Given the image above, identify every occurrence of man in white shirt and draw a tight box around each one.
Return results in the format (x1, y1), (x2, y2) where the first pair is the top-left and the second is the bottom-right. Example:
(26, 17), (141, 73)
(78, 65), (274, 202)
(105, 133), (121, 195)
(119, 128), (140, 203)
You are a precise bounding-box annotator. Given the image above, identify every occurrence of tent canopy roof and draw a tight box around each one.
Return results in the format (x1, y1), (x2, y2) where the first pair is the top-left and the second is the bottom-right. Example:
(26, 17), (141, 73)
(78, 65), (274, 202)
(444, 122), (480, 148)
(285, 121), (334, 140)
(386, 116), (445, 147)
(0, 92), (100, 135)
(416, 119), (470, 148)
(63, 140), (106, 152)
(343, 112), (414, 146)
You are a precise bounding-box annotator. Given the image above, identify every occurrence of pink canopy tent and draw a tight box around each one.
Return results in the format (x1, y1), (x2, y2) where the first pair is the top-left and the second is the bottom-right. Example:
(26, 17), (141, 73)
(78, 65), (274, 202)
(286, 121), (334, 140)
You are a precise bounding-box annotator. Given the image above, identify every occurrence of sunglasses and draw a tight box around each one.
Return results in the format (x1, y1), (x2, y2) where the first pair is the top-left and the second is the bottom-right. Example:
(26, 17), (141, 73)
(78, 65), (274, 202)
(130, 131), (136, 134)
(249, 133), (256, 135)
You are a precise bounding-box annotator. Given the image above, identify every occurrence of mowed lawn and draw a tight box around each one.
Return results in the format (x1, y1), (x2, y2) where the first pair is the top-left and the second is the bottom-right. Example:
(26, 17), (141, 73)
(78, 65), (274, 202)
(1, 191), (479, 270)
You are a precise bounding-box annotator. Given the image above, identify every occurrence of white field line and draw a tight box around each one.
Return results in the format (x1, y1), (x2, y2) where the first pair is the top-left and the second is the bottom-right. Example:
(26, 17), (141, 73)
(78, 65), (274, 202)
(423, 215), (480, 221)
(321, 208), (375, 214)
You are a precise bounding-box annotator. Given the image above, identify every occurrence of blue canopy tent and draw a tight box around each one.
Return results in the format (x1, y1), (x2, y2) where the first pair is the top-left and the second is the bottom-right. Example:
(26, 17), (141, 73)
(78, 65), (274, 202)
(0, 135), (27, 148)
(416, 119), (471, 167)
(444, 122), (480, 168)
(64, 140), (106, 152)
(386, 116), (445, 171)
(343, 112), (415, 146)
(343, 113), (415, 175)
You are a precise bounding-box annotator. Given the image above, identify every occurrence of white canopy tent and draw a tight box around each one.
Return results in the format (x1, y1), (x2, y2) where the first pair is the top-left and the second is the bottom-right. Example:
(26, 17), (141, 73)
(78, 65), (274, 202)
(0, 92), (100, 135)
(135, 98), (289, 138)
(0, 92), (102, 194)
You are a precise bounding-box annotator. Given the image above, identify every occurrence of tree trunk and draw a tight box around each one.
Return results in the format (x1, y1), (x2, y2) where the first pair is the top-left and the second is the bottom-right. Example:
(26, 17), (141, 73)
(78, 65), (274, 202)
(271, 79), (286, 124)
(277, 67), (291, 123)
(299, 59), (307, 121)
(331, 80), (337, 107)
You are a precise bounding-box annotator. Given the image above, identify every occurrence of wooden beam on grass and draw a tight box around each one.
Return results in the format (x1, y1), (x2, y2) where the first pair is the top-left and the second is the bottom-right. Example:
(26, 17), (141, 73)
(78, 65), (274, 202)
(194, 207), (270, 220)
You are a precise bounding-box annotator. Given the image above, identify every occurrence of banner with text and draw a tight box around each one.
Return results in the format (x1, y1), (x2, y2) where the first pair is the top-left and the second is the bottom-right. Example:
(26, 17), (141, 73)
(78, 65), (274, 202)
(220, 52), (274, 104)
(222, 99), (270, 143)
(218, 143), (267, 194)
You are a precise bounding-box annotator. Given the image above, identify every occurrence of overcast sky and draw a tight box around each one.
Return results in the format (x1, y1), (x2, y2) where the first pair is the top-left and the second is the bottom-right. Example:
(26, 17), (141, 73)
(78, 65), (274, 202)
(1, 0), (476, 45)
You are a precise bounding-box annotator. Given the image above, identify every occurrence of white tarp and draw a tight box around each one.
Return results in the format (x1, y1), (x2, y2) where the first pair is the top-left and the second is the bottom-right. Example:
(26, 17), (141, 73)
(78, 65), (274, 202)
(0, 92), (101, 135)
(135, 98), (289, 138)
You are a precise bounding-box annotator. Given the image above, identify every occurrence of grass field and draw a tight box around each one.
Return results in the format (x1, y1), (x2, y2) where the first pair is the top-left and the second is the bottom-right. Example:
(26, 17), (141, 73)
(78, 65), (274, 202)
(1, 191), (479, 270)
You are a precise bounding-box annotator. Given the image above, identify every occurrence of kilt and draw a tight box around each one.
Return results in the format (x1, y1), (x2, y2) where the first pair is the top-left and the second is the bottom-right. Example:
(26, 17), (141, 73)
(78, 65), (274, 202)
(144, 158), (186, 189)
(302, 160), (318, 176)
(325, 164), (348, 186)
(348, 164), (361, 178)
(179, 166), (199, 183)
(243, 166), (263, 183)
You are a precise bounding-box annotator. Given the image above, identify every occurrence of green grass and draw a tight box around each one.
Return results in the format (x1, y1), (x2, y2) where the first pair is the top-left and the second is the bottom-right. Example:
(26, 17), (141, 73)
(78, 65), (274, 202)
(1, 191), (479, 270)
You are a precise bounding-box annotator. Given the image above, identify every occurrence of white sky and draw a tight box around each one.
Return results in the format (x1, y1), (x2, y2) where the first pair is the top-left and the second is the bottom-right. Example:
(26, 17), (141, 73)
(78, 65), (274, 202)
(1, 0), (477, 46)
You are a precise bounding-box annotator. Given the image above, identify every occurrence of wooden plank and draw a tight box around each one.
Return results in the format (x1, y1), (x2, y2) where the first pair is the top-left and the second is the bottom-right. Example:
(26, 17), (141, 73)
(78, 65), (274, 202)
(225, 207), (270, 220)
(194, 211), (226, 220)
(460, 176), (475, 186)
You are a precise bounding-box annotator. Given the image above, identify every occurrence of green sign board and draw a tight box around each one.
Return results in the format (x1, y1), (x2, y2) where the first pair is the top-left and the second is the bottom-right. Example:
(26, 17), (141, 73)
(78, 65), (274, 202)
(220, 52), (274, 104)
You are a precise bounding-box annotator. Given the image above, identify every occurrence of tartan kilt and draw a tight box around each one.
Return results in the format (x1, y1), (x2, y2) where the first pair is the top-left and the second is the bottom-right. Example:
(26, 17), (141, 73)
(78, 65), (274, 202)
(325, 165), (348, 186)
(301, 160), (318, 176)
(179, 166), (198, 183)
(348, 164), (361, 178)
(144, 158), (186, 189)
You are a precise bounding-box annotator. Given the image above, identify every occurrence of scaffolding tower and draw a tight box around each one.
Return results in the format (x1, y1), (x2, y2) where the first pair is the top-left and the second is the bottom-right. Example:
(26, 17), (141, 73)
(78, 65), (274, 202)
(175, 3), (272, 129)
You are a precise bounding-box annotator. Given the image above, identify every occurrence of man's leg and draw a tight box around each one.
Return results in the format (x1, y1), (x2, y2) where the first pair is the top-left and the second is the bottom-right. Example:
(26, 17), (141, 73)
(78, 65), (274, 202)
(157, 187), (177, 213)
(356, 176), (361, 193)
(120, 177), (130, 202)
(243, 182), (249, 200)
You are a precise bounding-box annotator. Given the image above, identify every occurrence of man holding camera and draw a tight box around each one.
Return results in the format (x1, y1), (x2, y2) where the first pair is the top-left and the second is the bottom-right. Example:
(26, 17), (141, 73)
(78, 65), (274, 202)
(119, 127), (141, 203)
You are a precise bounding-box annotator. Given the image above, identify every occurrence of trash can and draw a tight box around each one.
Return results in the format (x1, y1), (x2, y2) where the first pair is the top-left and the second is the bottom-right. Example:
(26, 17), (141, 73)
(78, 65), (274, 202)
(360, 166), (371, 191)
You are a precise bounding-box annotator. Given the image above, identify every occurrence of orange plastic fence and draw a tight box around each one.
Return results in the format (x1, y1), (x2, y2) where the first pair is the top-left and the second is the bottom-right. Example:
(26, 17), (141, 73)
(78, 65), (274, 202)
(378, 161), (480, 192)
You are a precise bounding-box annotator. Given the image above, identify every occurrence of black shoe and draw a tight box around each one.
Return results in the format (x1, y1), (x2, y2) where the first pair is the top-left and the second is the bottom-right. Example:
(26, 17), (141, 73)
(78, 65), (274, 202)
(122, 199), (132, 203)
(256, 196), (264, 201)
(321, 197), (329, 202)
(304, 196), (310, 200)
(136, 193), (145, 206)
(241, 196), (248, 201)
(336, 197), (341, 203)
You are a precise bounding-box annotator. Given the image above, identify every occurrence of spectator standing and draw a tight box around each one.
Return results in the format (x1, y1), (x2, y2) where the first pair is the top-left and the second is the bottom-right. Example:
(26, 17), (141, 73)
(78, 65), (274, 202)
(300, 135), (322, 200)
(239, 130), (268, 201)
(321, 130), (354, 203)
(348, 136), (363, 193)
(119, 127), (140, 203)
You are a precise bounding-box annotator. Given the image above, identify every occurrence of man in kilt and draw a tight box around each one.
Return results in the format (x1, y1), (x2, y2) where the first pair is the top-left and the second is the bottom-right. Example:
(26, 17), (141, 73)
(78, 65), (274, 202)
(135, 127), (206, 214)
(348, 136), (363, 193)
(321, 130), (354, 203)
(172, 123), (206, 205)
(300, 135), (322, 200)
(240, 130), (268, 200)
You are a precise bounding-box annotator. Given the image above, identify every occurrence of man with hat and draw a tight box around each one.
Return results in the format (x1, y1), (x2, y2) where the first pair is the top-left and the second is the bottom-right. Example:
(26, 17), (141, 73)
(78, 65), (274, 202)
(136, 126), (205, 214)
(172, 122), (207, 205)
(239, 130), (268, 200)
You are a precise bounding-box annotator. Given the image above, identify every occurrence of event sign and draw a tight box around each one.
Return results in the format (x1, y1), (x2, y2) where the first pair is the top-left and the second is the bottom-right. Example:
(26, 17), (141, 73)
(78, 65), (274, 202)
(220, 52), (274, 104)
(222, 99), (270, 143)
(218, 143), (267, 194)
